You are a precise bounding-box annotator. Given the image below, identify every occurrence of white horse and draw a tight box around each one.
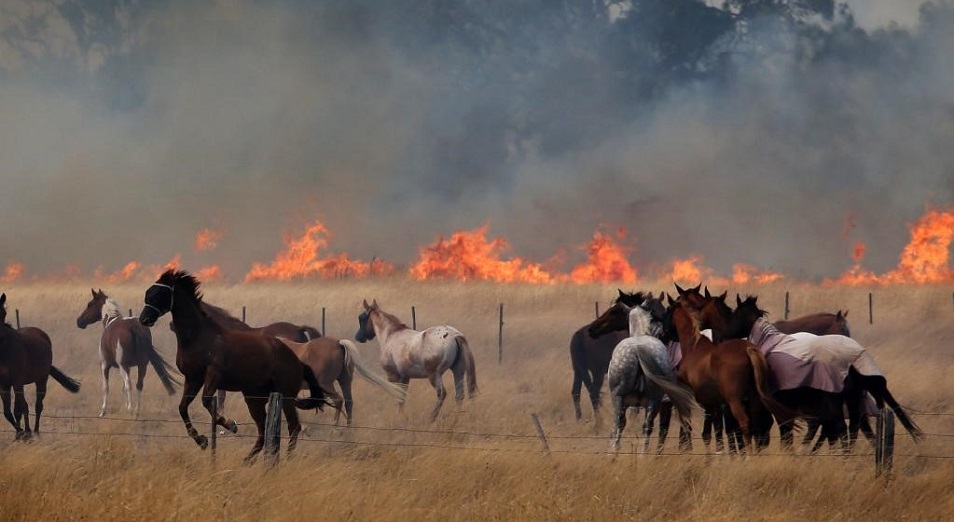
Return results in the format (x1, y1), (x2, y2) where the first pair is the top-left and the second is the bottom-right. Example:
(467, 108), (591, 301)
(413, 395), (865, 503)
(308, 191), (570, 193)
(354, 299), (477, 421)
(589, 300), (699, 452)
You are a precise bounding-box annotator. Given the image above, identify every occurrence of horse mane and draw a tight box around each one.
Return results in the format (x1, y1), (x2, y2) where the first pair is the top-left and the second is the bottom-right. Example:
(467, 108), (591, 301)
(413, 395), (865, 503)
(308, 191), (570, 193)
(161, 269), (204, 303)
(614, 291), (647, 306)
(103, 297), (123, 319)
(628, 305), (653, 337)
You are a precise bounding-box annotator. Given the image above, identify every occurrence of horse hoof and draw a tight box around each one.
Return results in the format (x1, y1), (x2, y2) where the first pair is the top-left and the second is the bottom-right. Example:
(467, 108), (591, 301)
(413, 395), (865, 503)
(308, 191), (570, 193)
(225, 420), (238, 434)
(196, 435), (209, 450)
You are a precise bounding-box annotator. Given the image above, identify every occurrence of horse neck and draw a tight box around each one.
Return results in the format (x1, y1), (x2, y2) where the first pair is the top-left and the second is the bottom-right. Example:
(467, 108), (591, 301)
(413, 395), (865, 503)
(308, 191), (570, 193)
(102, 300), (123, 327)
(370, 310), (406, 345)
(627, 307), (652, 337)
(672, 307), (707, 354)
(169, 292), (219, 346)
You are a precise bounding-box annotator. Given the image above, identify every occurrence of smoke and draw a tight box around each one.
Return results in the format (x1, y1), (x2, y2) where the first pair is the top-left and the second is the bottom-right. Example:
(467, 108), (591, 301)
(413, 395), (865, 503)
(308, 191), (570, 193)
(0, 0), (952, 281)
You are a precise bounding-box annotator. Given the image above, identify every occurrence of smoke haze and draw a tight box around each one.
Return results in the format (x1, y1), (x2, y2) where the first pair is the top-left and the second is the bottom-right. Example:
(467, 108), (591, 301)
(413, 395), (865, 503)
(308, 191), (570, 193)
(1, 0), (952, 281)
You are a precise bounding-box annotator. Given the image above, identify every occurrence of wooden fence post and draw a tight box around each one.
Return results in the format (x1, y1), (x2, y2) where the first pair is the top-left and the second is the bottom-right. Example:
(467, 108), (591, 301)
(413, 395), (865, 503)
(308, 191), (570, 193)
(15, 309), (19, 329)
(265, 392), (282, 467)
(875, 408), (895, 477)
(531, 413), (550, 454)
(595, 301), (599, 319)
(784, 291), (790, 320)
(411, 306), (417, 330)
(129, 308), (133, 318)
(321, 307), (326, 336)
(242, 306), (247, 324)
(868, 293), (873, 325)
(497, 304), (504, 364)
(210, 398), (217, 466)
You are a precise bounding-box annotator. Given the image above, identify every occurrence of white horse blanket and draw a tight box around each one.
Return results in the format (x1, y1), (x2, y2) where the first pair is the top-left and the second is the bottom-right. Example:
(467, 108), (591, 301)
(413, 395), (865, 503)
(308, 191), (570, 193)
(747, 318), (883, 393)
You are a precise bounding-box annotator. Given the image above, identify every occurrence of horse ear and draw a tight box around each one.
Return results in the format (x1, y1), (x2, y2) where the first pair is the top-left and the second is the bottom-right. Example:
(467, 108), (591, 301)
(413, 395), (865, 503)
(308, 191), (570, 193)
(674, 282), (686, 295)
(617, 288), (625, 299)
(666, 293), (676, 307)
(372, 299), (378, 308)
(736, 294), (743, 306)
(658, 291), (664, 302)
(0, 293), (5, 306)
(718, 290), (727, 301)
(842, 310), (849, 318)
(691, 283), (702, 293)
(362, 299), (370, 310)
(91, 288), (97, 298)
(704, 286), (711, 299)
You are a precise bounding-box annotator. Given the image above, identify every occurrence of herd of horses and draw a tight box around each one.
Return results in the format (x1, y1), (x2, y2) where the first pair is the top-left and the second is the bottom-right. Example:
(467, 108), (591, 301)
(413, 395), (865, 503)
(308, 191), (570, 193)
(578, 284), (923, 454)
(0, 270), (923, 462)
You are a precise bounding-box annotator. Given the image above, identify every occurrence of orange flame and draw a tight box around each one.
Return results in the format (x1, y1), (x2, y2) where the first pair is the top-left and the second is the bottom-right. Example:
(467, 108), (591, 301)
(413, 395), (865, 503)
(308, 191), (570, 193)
(568, 227), (638, 284)
(0, 262), (25, 283)
(245, 221), (392, 282)
(410, 225), (556, 283)
(194, 228), (224, 252)
(663, 256), (711, 285)
(852, 242), (866, 263)
(731, 263), (784, 284)
(829, 209), (954, 285)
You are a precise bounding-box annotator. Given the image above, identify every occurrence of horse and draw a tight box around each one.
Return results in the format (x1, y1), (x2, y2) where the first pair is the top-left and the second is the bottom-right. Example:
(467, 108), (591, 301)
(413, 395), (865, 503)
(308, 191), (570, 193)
(663, 296), (799, 453)
(0, 293), (81, 440)
(587, 299), (698, 452)
(724, 295), (922, 449)
(570, 289), (658, 424)
(354, 299), (477, 421)
(76, 289), (179, 417)
(276, 336), (407, 425)
(139, 270), (328, 462)
(180, 302), (322, 413)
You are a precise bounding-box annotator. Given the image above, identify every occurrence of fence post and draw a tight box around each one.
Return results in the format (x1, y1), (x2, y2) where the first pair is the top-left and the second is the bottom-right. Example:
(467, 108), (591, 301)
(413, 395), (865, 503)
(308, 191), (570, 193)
(129, 308), (133, 318)
(530, 413), (551, 454)
(875, 408), (895, 477)
(242, 305), (247, 324)
(321, 307), (326, 336)
(868, 293), (873, 325)
(498, 303), (504, 364)
(15, 309), (20, 329)
(210, 399), (217, 466)
(595, 301), (599, 319)
(265, 392), (282, 467)
(411, 306), (417, 330)
(784, 291), (790, 320)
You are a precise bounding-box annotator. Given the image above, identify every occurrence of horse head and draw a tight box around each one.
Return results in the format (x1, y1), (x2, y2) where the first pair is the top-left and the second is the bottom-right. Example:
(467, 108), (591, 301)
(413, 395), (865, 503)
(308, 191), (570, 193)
(588, 300), (632, 339)
(355, 299), (378, 343)
(728, 294), (766, 339)
(77, 288), (108, 329)
(0, 293), (6, 324)
(141, 269), (200, 327)
(694, 289), (732, 342)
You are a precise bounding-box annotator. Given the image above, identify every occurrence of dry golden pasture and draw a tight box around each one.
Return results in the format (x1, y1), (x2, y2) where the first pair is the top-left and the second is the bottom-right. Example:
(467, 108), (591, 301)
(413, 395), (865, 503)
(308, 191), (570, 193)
(0, 279), (953, 521)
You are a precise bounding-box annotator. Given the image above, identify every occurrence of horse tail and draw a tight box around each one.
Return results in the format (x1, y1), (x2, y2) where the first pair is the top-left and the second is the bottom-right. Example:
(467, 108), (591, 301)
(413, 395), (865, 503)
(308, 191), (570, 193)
(634, 343), (698, 426)
(339, 340), (406, 401)
(455, 336), (478, 397)
(49, 366), (81, 393)
(295, 363), (327, 411)
(745, 345), (801, 428)
(570, 330), (594, 401)
(856, 373), (924, 442)
(133, 328), (180, 395)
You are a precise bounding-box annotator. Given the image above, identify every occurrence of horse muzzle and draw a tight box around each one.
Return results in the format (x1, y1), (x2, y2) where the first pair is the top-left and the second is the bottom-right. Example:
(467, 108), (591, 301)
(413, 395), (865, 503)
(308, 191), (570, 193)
(139, 311), (158, 327)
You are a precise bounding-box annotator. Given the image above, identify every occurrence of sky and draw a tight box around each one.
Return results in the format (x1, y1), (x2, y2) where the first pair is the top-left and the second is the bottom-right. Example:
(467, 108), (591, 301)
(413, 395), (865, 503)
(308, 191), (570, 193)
(0, 0), (951, 282)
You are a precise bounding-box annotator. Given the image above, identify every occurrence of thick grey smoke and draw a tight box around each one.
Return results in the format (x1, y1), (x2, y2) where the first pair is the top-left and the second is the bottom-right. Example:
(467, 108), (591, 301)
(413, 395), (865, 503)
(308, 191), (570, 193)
(0, 1), (951, 281)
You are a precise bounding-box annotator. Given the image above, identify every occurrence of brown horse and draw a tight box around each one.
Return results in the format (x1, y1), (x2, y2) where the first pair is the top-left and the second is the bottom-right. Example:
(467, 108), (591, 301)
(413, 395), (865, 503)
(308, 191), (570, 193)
(0, 293), (81, 440)
(663, 296), (798, 452)
(77, 289), (179, 417)
(181, 302), (322, 412)
(277, 337), (407, 425)
(139, 270), (328, 462)
(571, 290), (658, 423)
(774, 311), (850, 337)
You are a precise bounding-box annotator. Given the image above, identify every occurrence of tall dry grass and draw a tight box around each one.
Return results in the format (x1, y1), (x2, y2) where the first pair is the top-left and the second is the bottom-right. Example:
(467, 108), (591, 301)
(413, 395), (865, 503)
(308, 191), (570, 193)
(0, 278), (952, 521)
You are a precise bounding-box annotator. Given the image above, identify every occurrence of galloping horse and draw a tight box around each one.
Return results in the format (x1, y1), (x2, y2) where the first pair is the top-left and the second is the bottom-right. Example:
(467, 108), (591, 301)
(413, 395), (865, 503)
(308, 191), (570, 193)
(0, 293), (81, 440)
(588, 299), (698, 452)
(77, 289), (179, 417)
(355, 300), (477, 421)
(726, 295), (922, 448)
(139, 270), (328, 462)
(277, 336), (407, 425)
(570, 290), (657, 423)
(663, 296), (799, 453)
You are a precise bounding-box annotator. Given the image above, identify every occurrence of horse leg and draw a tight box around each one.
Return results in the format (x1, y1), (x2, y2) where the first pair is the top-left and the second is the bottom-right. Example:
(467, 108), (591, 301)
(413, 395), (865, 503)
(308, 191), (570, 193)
(385, 371), (408, 412)
(99, 363), (110, 417)
(610, 394), (626, 452)
(281, 397), (303, 455)
(178, 380), (209, 449)
(339, 373), (354, 426)
(701, 408), (713, 451)
(725, 400), (751, 454)
(571, 370), (584, 421)
(201, 374), (238, 434)
(134, 363), (147, 419)
(657, 399), (673, 453)
(119, 365), (133, 414)
(429, 372), (447, 422)
(33, 379), (48, 436)
(590, 369), (606, 428)
(1, 386), (21, 437)
(642, 402), (657, 454)
(243, 395), (267, 464)
(216, 389), (227, 413)
(13, 385), (30, 440)
(801, 417), (821, 449)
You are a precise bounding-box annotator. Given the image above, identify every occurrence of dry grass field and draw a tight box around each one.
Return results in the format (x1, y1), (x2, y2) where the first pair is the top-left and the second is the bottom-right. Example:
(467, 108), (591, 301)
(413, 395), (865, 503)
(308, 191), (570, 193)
(1, 278), (953, 521)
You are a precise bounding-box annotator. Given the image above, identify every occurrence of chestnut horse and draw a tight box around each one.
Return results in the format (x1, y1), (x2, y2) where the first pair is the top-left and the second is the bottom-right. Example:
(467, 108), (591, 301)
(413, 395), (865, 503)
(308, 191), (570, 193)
(355, 299), (477, 421)
(0, 293), (81, 440)
(570, 289), (657, 423)
(277, 336), (407, 425)
(76, 289), (179, 417)
(139, 270), (327, 462)
(663, 296), (798, 453)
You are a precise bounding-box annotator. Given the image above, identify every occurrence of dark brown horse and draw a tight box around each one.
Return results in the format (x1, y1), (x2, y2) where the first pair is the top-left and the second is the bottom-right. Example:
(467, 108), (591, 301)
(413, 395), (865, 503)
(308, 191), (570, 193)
(663, 296), (798, 452)
(180, 302), (323, 412)
(276, 337), (406, 425)
(774, 311), (851, 337)
(139, 270), (327, 462)
(77, 289), (179, 417)
(570, 290), (654, 423)
(0, 293), (81, 440)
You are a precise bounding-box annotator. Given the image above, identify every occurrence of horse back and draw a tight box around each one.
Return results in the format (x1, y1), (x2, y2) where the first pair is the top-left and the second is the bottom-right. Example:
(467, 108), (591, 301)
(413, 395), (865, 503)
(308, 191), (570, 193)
(212, 330), (303, 396)
(571, 327), (625, 373)
(16, 326), (53, 383)
(104, 318), (151, 367)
